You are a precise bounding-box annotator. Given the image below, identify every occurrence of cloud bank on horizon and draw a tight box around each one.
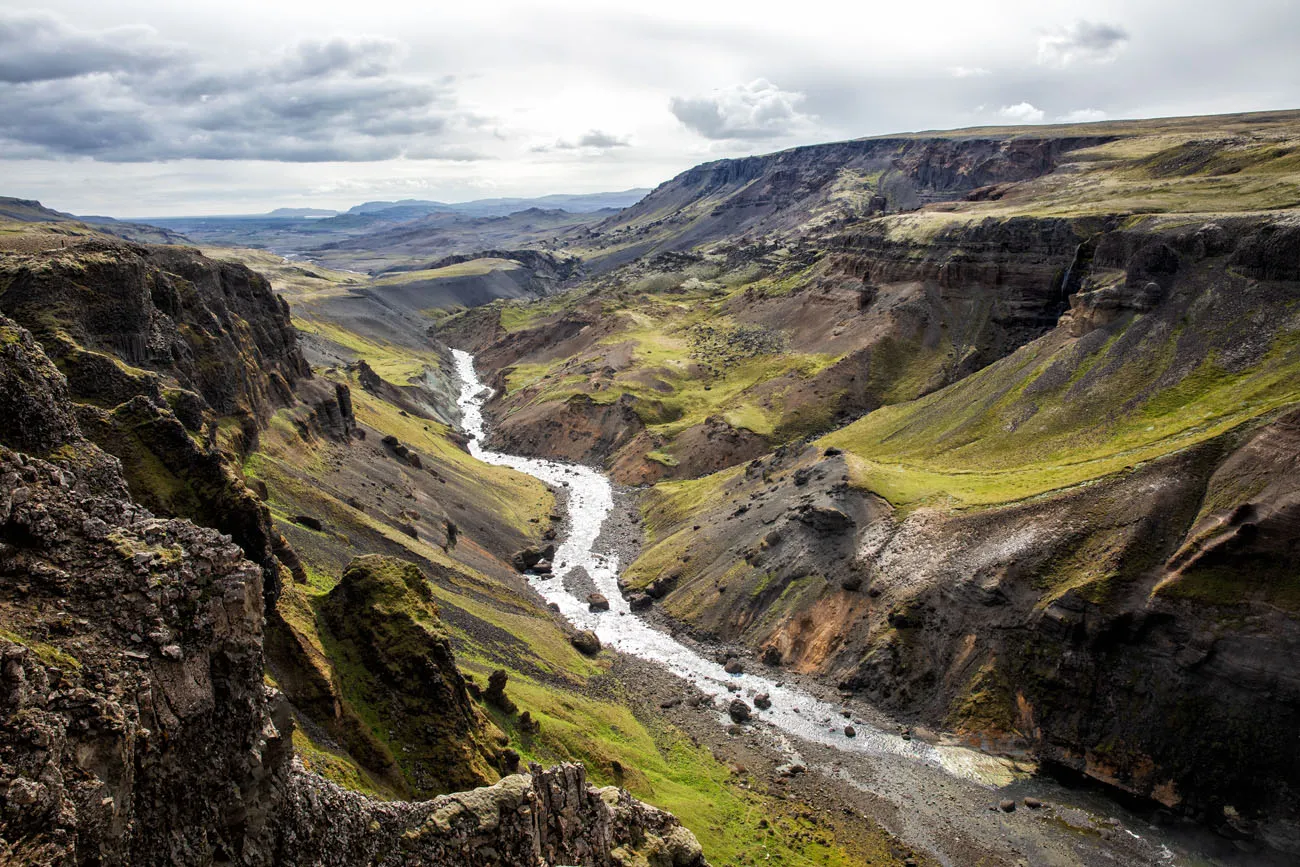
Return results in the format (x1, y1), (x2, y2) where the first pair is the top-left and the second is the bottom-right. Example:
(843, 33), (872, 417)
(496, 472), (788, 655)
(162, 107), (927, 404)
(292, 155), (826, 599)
(0, 0), (1295, 215)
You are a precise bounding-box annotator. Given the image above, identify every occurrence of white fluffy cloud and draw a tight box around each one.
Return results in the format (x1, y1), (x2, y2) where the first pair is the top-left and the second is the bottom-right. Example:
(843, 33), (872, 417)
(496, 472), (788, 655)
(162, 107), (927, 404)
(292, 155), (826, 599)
(669, 79), (814, 141)
(999, 102), (1046, 123)
(950, 66), (991, 78)
(1037, 20), (1129, 68)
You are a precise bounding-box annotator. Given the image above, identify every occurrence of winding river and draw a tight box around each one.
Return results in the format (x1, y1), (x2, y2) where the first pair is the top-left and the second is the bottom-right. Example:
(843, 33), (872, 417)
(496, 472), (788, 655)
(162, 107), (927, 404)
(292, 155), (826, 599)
(450, 349), (1285, 867)
(453, 349), (1009, 784)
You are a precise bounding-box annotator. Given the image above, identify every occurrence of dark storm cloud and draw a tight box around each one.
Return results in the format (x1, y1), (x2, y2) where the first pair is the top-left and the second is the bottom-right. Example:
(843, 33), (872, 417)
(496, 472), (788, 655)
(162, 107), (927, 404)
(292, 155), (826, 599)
(0, 10), (472, 162)
(670, 79), (813, 141)
(0, 11), (183, 83)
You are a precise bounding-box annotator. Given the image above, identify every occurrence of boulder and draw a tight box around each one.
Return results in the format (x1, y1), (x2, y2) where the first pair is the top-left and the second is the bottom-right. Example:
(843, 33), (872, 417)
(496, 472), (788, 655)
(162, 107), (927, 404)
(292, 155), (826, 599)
(753, 693), (772, 710)
(728, 699), (751, 724)
(571, 630), (602, 656)
(292, 515), (324, 532)
(724, 658), (744, 675)
(587, 593), (610, 612)
(512, 545), (556, 572)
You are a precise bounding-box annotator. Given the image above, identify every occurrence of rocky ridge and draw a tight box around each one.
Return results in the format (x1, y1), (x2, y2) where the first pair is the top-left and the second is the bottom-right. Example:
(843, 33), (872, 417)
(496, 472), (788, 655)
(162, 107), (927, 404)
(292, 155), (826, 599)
(0, 291), (705, 862)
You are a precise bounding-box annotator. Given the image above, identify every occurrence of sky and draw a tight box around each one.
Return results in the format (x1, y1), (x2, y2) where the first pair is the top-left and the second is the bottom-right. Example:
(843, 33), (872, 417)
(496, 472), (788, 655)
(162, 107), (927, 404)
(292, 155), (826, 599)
(0, 0), (1297, 217)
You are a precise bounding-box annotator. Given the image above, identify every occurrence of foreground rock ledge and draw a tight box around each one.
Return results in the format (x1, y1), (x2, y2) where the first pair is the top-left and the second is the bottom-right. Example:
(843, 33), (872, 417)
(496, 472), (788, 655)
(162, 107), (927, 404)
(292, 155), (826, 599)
(277, 762), (705, 867)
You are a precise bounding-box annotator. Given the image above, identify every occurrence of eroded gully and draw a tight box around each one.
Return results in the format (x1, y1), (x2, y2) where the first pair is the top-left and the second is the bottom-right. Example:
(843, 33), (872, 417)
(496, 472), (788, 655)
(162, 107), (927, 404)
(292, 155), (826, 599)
(453, 349), (1272, 867)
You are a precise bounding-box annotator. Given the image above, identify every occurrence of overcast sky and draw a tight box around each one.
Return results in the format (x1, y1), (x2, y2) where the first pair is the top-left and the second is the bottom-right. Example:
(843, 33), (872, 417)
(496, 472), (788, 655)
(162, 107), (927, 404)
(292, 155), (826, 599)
(1, 0), (1296, 216)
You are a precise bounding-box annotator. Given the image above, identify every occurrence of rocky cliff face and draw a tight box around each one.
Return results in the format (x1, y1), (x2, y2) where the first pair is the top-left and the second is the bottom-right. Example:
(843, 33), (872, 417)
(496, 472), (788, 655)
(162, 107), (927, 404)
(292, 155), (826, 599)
(623, 215), (1300, 853)
(0, 240), (356, 606)
(585, 135), (1112, 266)
(0, 314), (706, 865)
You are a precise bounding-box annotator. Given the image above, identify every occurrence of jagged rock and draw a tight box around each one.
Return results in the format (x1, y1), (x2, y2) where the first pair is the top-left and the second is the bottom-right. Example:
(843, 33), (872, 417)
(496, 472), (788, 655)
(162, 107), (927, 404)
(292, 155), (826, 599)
(0, 241), (309, 427)
(354, 359), (383, 393)
(294, 378), (356, 441)
(320, 556), (501, 796)
(0, 317), (101, 458)
(647, 573), (679, 599)
(0, 441), (287, 865)
(761, 646), (782, 667)
(628, 592), (653, 611)
(571, 630), (602, 656)
(485, 669), (517, 715)
(753, 693), (772, 710)
(275, 762), (706, 866)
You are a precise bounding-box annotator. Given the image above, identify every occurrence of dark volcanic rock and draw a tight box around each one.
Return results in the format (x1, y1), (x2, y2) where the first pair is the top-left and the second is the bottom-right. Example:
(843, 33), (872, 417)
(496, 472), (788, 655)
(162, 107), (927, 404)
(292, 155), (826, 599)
(728, 699), (752, 724)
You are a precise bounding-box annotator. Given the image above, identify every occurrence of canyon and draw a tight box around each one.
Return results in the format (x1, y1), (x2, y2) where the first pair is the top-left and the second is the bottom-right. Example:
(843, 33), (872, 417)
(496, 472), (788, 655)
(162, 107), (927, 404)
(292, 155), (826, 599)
(1, 109), (1299, 866)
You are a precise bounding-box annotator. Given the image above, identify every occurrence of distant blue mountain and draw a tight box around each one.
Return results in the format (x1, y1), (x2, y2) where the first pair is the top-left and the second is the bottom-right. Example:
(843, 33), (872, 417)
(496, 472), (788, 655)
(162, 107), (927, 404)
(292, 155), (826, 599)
(346, 189), (650, 219)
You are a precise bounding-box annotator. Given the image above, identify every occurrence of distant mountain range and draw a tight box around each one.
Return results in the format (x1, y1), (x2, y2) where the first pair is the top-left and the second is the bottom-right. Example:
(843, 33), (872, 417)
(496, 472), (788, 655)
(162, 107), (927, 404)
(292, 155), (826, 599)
(342, 189), (650, 219)
(248, 190), (650, 221)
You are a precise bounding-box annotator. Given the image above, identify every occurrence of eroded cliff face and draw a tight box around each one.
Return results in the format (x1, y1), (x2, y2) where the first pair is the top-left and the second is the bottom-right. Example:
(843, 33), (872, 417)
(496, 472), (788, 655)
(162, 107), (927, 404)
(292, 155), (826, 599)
(586, 135), (1113, 263)
(0, 295), (706, 864)
(0, 314), (290, 864)
(623, 216), (1300, 852)
(0, 240), (356, 606)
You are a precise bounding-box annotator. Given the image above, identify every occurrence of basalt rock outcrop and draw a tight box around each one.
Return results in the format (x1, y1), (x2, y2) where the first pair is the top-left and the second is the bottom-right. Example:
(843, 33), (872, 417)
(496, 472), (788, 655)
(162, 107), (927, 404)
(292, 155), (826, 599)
(0, 319), (706, 865)
(584, 135), (1114, 265)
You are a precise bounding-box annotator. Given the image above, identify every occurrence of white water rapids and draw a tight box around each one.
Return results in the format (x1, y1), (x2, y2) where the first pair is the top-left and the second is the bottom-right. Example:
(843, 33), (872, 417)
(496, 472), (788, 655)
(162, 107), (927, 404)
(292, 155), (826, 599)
(453, 349), (1015, 786)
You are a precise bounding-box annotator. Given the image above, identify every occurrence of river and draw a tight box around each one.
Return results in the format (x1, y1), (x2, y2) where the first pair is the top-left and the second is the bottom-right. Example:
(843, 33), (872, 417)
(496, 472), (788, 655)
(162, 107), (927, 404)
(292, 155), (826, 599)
(452, 349), (1277, 867)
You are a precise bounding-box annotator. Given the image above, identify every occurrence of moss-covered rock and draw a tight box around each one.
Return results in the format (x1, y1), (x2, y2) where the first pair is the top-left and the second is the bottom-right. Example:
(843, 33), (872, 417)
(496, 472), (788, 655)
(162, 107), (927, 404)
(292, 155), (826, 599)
(319, 555), (502, 797)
